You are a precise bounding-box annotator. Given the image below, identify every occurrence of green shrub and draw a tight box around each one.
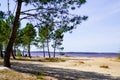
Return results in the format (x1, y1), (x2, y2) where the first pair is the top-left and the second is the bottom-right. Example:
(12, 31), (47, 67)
(37, 75), (44, 79)
(45, 57), (65, 62)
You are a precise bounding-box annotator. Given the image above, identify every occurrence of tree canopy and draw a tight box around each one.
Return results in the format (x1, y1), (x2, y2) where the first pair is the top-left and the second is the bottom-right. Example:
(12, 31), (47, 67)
(0, 0), (87, 67)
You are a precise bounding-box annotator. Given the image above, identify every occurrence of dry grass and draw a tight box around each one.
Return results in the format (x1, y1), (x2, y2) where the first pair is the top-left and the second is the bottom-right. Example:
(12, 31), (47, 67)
(43, 57), (66, 62)
(100, 65), (109, 69)
(11, 57), (66, 62)
(0, 69), (37, 80)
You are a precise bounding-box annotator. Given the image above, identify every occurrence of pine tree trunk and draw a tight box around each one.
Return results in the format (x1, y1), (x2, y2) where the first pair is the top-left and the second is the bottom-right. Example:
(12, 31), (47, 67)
(43, 43), (45, 58)
(13, 46), (16, 56)
(28, 44), (31, 58)
(47, 39), (50, 58)
(53, 41), (56, 58)
(4, 0), (22, 67)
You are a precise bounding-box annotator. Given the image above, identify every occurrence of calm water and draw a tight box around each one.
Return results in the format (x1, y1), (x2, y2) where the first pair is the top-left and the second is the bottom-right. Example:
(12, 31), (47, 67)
(30, 51), (119, 57)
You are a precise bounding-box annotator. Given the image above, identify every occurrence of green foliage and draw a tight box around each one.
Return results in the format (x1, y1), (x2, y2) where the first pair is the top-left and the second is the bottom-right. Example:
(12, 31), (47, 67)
(37, 75), (44, 79)
(0, 11), (5, 19)
(1, 0), (87, 60)
(22, 23), (36, 45)
(79, 0), (86, 4)
(6, 15), (15, 26)
(0, 19), (11, 49)
(39, 24), (53, 39)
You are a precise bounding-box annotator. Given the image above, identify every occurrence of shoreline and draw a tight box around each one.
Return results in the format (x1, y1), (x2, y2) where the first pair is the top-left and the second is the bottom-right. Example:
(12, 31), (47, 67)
(30, 52), (119, 58)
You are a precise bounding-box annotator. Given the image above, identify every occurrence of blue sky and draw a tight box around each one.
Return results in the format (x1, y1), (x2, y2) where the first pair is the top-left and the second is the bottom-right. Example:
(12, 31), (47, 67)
(0, 0), (120, 52)
(63, 0), (120, 52)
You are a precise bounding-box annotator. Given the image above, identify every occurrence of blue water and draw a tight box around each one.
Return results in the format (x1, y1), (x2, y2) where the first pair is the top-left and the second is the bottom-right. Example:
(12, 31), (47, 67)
(30, 51), (119, 57)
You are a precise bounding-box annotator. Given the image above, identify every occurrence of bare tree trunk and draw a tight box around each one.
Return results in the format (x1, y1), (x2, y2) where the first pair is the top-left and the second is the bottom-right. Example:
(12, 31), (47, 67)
(28, 44), (31, 58)
(13, 46), (16, 56)
(47, 39), (50, 58)
(43, 43), (45, 58)
(4, 0), (22, 67)
(53, 41), (57, 58)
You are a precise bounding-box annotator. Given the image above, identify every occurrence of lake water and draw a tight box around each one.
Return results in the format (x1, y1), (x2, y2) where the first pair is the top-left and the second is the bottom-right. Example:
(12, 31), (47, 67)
(30, 51), (119, 57)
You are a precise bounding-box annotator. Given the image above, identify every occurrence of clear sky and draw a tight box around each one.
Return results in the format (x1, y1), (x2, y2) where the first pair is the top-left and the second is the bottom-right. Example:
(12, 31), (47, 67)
(0, 0), (120, 52)
(63, 0), (120, 52)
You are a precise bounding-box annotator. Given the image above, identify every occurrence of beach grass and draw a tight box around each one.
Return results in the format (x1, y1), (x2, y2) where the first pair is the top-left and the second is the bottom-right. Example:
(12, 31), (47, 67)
(100, 65), (109, 69)
(44, 57), (66, 62)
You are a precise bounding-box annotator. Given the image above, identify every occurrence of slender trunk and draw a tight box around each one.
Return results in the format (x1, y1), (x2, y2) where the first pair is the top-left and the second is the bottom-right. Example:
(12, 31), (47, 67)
(0, 45), (3, 58)
(53, 41), (57, 58)
(0, 50), (3, 58)
(28, 43), (31, 58)
(47, 39), (50, 58)
(13, 46), (16, 56)
(43, 43), (45, 58)
(4, 0), (22, 67)
(8, 0), (10, 16)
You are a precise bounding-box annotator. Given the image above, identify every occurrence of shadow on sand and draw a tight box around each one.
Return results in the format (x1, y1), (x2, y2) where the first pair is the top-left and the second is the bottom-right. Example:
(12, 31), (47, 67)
(10, 61), (120, 80)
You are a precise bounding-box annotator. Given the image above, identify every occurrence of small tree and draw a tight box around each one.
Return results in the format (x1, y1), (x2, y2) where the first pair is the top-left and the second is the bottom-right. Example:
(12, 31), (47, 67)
(22, 23), (36, 58)
(38, 24), (53, 58)
(52, 29), (64, 58)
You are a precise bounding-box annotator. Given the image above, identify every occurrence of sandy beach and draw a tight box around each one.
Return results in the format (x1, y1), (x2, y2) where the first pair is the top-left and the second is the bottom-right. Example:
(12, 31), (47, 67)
(40, 57), (120, 77)
(0, 57), (120, 80)
(43, 57), (120, 75)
